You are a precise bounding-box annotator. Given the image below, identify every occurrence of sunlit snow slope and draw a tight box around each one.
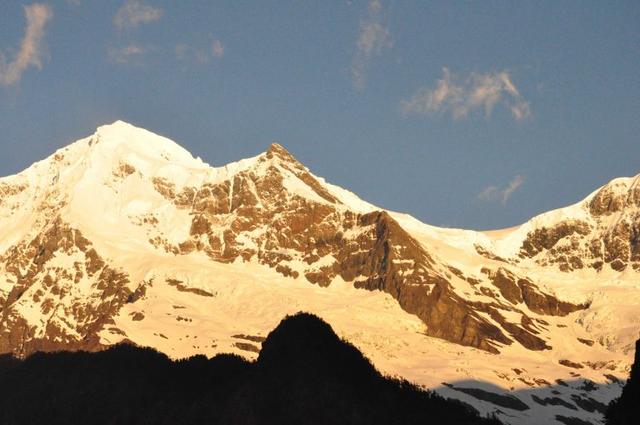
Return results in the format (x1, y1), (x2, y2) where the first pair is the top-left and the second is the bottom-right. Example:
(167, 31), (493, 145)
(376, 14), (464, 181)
(1, 121), (638, 425)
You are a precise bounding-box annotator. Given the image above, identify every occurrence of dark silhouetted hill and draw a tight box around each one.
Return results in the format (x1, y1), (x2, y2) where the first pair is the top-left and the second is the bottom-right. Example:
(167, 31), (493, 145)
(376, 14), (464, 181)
(606, 339), (640, 425)
(0, 312), (501, 425)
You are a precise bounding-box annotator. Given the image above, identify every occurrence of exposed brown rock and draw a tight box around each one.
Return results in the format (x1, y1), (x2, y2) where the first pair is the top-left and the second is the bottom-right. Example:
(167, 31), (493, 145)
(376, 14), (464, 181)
(510, 180), (640, 273)
(130, 312), (145, 321)
(518, 278), (586, 316)
(233, 342), (260, 353)
(0, 219), (134, 358)
(485, 268), (523, 304)
(166, 279), (214, 297)
(276, 264), (300, 279)
(113, 162), (135, 178)
(519, 220), (591, 259)
(0, 182), (28, 195)
(266, 143), (339, 204)
(481, 267), (586, 316)
(474, 244), (508, 263)
(486, 308), (550, 351)
(559, 359), (584, 369)
(152, 177), (176, 199)
(189, 215), (211, 236)
(232, 334), (266, 343)
(589, 182), (640, 216)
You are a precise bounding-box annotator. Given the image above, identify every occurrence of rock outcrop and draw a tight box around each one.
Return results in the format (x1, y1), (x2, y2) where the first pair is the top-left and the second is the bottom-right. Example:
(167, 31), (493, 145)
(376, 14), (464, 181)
(0, 219), (132, 356)
(512, 177), (640, 273)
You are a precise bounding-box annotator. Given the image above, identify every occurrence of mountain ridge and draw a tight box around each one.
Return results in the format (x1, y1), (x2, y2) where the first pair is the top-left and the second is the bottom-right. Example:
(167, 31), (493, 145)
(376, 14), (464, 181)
(0, 121), (637, 425)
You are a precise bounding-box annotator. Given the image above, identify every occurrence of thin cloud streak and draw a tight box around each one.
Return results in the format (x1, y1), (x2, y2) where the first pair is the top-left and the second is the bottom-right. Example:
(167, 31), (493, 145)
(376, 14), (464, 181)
(211, 39), (224, 59)
(350, 0), (392, 91)
(175, 38), (225, 63)
(478, 175), (525, 205)
(401, 68), (532, 121)
(0, 4), (53, 86)
(108, 44), (146, 65)
(114, 0), (163, 30)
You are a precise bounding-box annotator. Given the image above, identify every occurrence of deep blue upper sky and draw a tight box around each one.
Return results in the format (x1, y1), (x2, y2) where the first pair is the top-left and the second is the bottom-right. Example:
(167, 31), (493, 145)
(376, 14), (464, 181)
(1, 1), (639, 229)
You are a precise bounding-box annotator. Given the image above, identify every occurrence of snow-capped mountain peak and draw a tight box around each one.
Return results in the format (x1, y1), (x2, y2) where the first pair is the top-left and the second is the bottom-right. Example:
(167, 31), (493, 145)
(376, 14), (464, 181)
(91, 120), (204, 168)
(479, 172), (640, 275)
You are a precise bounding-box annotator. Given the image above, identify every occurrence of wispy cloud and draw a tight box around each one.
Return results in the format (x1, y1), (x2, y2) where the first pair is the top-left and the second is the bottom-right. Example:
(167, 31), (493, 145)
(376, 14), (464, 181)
(211, 39), (224, 59)
(175, 37), (224, 63)
(478, 175), (525, 205)
(350, 0), (392, 91)
(108, 44), (146, 65)
(114, 0), (162, 30)
(401, 68), (531, 121)
(0, 4), (53, 86)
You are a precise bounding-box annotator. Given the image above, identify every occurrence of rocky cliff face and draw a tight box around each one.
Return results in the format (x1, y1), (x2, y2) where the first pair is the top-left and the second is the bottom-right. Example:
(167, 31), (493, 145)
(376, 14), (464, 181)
(490, 177), (640, 273)
(0, 218), (134, 356)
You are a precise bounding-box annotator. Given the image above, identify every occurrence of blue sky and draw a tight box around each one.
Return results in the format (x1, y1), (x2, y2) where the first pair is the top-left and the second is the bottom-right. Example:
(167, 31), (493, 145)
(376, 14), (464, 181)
(1, 1), (639, 229)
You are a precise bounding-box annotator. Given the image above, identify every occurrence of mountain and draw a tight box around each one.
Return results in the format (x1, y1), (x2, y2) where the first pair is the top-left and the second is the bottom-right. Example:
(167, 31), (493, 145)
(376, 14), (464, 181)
(0, 313), (502, 425)
(0, 121), (638, 424)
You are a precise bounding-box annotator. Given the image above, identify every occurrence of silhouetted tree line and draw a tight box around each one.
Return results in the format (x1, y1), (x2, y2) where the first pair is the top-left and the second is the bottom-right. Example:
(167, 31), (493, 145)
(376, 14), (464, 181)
(606, 339), (640, 424)
(0, 313), (502, 425)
